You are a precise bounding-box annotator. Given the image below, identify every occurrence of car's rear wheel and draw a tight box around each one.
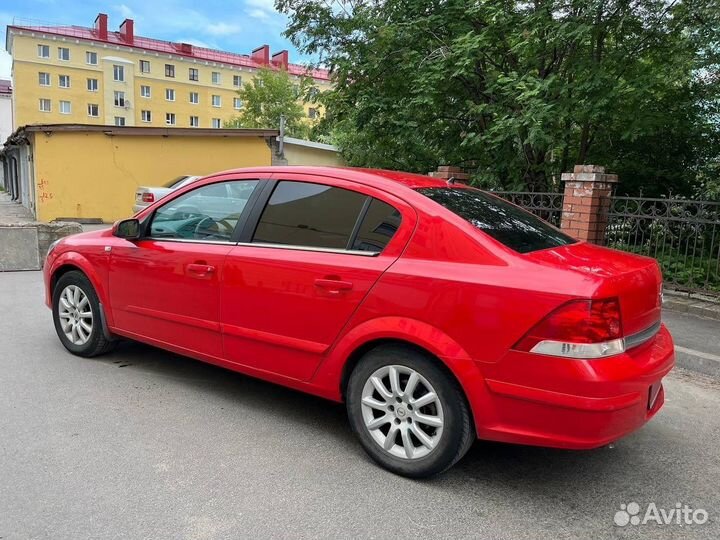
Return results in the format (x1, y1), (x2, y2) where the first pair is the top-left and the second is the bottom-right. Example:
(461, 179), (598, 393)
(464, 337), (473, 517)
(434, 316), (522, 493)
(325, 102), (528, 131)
(52, 271), (115, 357)
(346, 344), (474, 478)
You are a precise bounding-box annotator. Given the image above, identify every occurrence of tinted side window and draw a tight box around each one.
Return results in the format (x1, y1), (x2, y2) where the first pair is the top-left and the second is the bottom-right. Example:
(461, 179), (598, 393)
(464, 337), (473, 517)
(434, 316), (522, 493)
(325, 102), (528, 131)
(351, 199), (402, 252)
(416, 187), (576, 253)
(150, 180), (258, 241)
(253, 181), (367, 249)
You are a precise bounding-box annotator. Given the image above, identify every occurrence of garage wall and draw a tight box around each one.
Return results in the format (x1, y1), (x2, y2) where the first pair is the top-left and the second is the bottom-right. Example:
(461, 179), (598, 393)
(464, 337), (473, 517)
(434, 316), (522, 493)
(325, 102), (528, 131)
(283, 143), (345, 167)
(32, 132), (272, 222)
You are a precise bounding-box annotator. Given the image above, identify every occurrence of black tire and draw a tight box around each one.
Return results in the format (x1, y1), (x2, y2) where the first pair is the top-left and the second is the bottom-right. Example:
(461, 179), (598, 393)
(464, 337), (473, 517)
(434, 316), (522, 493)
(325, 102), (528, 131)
(52, 270), (115, 357)
(346, 344), (475, 478)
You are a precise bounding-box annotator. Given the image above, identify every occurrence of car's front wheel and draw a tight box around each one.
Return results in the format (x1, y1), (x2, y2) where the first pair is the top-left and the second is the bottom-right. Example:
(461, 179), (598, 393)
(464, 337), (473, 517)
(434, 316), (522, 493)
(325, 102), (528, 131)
(346, 344), (474, 477)
(52, 270), (115, 357)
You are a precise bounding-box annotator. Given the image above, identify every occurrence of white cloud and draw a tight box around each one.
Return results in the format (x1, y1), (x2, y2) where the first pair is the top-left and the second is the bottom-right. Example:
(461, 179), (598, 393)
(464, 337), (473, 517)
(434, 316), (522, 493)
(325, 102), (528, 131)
(114, 4), (138, 20)
(248, 9), (269, 20)
(246, 0), (276, 12)
(205, 22), (241, 36)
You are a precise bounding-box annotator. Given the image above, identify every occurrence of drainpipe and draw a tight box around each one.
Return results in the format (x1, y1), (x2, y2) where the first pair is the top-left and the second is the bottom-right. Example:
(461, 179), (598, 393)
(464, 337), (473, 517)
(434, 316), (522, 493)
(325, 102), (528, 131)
(278, 115), (285, 157)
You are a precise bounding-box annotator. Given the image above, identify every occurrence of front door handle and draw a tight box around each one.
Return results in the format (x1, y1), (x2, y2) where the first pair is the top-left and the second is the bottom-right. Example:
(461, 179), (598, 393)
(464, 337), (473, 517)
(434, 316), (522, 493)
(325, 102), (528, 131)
(314, 278), (353, 293)
(187, 263), (215, 278)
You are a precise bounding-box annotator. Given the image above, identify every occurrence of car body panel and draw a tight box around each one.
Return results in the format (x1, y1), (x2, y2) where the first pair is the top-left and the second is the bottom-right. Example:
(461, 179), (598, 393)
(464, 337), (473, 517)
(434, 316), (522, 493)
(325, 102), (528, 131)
(220, 172), (419, 380)
(43, 165), (675, 451)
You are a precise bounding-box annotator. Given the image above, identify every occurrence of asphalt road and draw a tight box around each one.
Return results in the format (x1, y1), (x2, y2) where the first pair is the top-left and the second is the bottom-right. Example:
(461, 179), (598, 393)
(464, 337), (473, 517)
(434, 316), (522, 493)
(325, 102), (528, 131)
(1, 270), (719, 540)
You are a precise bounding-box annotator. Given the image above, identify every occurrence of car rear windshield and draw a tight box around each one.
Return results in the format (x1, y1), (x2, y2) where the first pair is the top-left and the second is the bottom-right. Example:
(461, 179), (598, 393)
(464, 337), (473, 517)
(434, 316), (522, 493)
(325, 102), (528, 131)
(416, 187), (576, 253)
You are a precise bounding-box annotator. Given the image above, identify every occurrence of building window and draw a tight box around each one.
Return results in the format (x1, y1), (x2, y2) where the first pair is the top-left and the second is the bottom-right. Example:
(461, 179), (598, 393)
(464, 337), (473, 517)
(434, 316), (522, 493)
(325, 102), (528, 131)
(189, 68), (198, 81)
(189, 92), (199, 104)
(114, 91), (126, 107)
(59, 75), (70, 88)
(58, 47), (70, 61)
(114, 117), (126, 126)
(189, 115), (199, 127)
(233, 75), (242, 87)
(211, 71), (221, 84)
(113, 65), (125, 82)
(212, 95), (221, 107)
(59, 100), (71, 114)
(165, 64), (175, 77)
(37, 44), (50, 58)
(165, 88), (176, 101)
(39, 98), (51, 112)
(87, 78), (99, 92)
(86, 51), (97, 65)
(140, 85), (151, 98)
(88, 104), (99, 117)
(140, 60), (150, 73)
(233, 97), (242, 110)
(166, 113), (176, 126)
(308, 107), (319, 119)
(39, 72), (51, 86)
(212, 118), (221, 129)
(141, 110), (152, 123)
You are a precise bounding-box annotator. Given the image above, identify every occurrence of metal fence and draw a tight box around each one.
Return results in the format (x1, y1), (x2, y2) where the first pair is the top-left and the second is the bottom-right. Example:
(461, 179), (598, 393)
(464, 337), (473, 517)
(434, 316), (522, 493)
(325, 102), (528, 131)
(605, 197), (720, 297)
(493, 190), (720, 297)
(492, 191), (565, 226)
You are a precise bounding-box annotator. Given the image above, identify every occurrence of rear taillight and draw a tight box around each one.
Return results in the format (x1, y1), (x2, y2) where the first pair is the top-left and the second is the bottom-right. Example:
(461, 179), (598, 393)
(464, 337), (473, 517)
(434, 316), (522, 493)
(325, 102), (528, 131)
(513, 298), (624, 359)
(141, 193), (155, 203)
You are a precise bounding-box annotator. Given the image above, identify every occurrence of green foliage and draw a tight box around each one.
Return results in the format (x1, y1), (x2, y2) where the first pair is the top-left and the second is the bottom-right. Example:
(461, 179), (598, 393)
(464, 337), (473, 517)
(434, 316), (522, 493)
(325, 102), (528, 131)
(224, 67), (318, 139)
(278, 0), (720, 194)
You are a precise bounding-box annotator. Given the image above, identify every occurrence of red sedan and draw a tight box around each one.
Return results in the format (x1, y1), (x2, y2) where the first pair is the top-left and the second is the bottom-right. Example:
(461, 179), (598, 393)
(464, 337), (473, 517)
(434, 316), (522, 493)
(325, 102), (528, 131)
(43, 166), (674, 477)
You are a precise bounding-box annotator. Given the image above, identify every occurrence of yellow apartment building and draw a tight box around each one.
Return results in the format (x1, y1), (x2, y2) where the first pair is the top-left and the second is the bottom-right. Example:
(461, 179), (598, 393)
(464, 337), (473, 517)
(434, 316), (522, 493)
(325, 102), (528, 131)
(5, 13), (331, 131)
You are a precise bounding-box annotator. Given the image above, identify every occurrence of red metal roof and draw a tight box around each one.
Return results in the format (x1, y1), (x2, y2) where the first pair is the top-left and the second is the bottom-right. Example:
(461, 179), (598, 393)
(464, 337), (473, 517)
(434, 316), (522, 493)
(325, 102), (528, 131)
(7, 23), (330, 82)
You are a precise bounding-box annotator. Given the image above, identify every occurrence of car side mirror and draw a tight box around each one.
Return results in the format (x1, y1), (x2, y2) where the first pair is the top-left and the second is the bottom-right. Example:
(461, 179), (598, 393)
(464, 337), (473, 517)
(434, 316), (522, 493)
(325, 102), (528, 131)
(112, 218), (141, 240)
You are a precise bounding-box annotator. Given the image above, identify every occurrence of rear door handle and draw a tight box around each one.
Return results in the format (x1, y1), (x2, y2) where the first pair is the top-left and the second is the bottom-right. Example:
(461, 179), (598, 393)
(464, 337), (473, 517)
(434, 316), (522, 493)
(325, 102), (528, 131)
(314, 278), (353, 293)
(187, 263), (215, 278)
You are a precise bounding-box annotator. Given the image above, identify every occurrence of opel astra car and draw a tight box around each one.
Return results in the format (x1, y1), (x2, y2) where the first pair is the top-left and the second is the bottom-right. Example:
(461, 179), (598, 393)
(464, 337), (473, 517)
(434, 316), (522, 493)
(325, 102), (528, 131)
(44, 166), (675, 477)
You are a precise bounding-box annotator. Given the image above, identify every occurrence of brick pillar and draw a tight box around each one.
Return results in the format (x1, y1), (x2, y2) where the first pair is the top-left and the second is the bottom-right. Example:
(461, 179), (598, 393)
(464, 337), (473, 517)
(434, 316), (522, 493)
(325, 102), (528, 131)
(560, 165), (618, 245)
(428, 165), (469, 184)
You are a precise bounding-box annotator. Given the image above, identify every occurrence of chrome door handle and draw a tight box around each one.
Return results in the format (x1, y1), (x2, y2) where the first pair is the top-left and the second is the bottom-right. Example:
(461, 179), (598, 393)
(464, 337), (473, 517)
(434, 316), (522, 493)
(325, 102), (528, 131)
(314, 278), (353, 292)
(187, 263), (215, 277)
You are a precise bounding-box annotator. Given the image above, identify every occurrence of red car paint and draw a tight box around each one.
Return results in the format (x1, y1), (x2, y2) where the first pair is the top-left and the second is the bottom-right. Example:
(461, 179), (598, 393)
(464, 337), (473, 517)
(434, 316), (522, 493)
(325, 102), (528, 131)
(43, 166), (674, 450)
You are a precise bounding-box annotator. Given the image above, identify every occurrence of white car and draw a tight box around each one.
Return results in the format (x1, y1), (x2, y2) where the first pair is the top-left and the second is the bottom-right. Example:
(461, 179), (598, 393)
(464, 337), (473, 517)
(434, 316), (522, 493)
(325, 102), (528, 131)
(133, 175), (200, 213)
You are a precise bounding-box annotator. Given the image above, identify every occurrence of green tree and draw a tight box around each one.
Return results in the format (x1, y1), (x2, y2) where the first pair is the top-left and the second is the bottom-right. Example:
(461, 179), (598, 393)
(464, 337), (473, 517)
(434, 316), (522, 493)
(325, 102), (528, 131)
(224, 67), (318, 139)
(278, 0), (720, 195)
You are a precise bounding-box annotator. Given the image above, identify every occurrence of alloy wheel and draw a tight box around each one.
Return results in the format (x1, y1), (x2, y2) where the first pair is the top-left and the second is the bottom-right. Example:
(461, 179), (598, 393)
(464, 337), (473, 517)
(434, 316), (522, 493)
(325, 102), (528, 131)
(57, 285), (93, 346)
(360, 365), (444, 460)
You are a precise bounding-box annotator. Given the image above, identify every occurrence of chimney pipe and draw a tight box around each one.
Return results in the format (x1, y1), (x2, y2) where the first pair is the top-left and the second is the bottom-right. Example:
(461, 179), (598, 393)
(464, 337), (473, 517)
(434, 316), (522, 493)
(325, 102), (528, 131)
(94, 13), (108, 40)
(119, 18), (134, 44)
(271, 50), (289, 70)
(251, 45), (270, 66)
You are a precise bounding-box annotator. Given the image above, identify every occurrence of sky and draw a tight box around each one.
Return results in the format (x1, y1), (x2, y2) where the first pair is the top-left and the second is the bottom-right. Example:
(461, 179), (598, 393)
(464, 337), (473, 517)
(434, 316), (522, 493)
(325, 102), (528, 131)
(0, 0), (307, 79)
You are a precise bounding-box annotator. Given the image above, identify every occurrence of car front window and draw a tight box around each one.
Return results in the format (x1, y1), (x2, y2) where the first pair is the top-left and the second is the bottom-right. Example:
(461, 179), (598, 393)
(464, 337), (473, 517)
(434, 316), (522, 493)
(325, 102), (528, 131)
(149, 180), (258, 242)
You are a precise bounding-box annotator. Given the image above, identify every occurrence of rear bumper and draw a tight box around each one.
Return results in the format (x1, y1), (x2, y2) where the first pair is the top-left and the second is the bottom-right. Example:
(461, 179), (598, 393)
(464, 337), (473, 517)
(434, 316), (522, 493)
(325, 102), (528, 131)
(475, 324), (674, 449)
(132, 203), (147, 214)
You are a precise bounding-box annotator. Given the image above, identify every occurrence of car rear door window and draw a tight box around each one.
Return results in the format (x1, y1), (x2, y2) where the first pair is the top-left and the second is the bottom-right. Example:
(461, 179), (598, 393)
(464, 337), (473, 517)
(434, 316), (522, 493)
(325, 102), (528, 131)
(351, 198), (402, 253)
(252, 181), (368, 250)
(416, 187), (575, 253)
(149, 180), (258, 242)
(253, 180), (403, 253)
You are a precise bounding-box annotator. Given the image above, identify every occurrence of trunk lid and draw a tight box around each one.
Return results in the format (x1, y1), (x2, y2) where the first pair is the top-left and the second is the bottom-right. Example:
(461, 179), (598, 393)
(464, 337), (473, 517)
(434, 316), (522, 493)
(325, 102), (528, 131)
(527, 242), (662, 336)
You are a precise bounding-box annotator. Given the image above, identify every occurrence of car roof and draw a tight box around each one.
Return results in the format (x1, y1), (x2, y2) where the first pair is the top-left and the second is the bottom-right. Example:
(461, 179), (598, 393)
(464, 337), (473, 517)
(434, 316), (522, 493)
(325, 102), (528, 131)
(204, 166), (451, 192)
